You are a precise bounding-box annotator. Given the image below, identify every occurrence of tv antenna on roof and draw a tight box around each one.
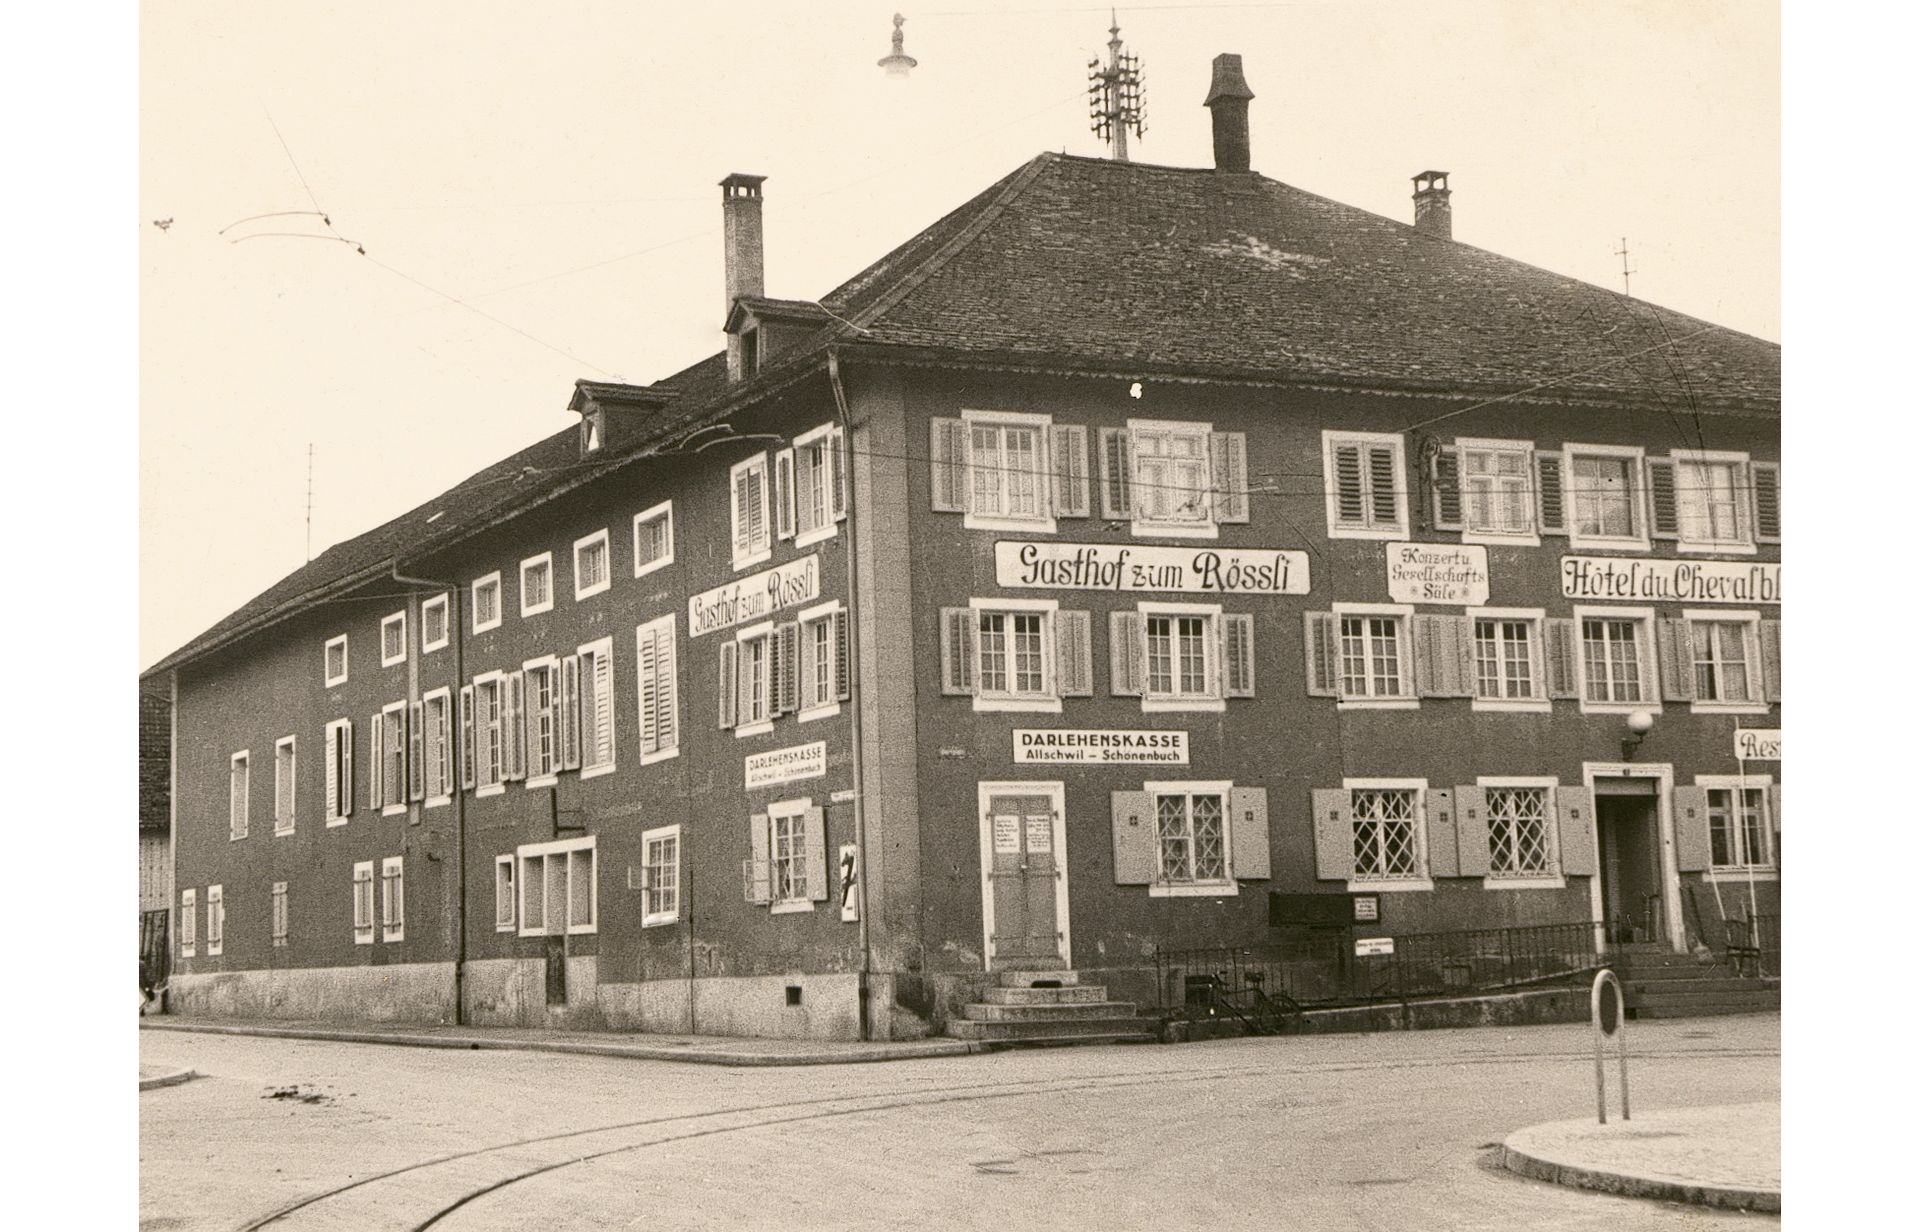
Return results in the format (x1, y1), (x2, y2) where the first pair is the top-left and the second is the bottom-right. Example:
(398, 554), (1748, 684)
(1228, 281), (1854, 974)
(1088, 12), (1145, 161)
(1615, 236), (1636, 299)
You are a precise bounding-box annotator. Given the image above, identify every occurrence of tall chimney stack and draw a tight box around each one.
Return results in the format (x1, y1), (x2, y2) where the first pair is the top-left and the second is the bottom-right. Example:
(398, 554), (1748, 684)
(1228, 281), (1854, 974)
(1412, 171), (1452, 239)
(1203, 53), (1254, 173)
(720, 173), (767, 318)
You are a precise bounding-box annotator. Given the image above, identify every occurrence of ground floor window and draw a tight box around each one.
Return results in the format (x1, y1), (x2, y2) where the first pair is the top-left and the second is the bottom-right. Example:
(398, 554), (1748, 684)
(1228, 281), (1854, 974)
(641, 825), (681, 926)
(271, 882), (289, 946)
(1351, 787), (1422, 880)
(1707, 786), (1771, 870)
(517, 837), (597, 936)
(1485, 786), (1554, 877)
(1154, 790), (1226, 884)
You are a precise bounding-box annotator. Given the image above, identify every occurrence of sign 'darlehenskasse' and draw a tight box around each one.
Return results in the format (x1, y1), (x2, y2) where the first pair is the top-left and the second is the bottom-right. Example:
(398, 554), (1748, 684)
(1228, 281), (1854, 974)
(689, 555), (820, 637)
(1560, 556), (1780, 605)
(995, 541), (1310, 595)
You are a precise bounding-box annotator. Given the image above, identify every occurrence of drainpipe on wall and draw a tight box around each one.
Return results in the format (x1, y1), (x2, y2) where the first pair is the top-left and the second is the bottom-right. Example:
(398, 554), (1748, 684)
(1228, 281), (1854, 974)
(391, 563), (467, 1025)
(826, 349), (874, 1040)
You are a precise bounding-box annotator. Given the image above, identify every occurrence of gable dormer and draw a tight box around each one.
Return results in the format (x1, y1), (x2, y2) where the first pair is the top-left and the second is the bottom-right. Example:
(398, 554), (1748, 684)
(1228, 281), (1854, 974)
(724, 296), (834, 382)
(568, 380), (682, 458)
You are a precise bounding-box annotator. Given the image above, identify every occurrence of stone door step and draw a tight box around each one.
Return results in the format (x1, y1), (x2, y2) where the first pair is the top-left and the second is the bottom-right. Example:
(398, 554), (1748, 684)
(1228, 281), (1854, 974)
(961, 1001), (1137, 1023)
(980, 984), (1108, 1006)
(995, 969), (1081, 988)
(947, 1016), (1155, 1043)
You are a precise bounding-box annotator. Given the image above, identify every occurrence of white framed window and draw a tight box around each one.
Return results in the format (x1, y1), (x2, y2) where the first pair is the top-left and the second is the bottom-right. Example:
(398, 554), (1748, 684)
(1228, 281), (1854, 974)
(206, 884), (224, 956)
(630, 619), (676, 766)
(324, 718), (353, 825)
(1671, 449), (1756, 554)
(968, 597), (1060, 714)
(640, 824), (682, 926)
(1323, 430), (1408, 540)
(1140, 601), (1224, 713)
(522, 657), (560, 784)
(1574, 605), (1659, 714)
(733, 621), (775, 736)
(1468, 608), (1548, 712)
(380, 855), (405, 942)
(632, 500), (674, 578)
(520, 553), (554, 617)
(517, 836), (597, 937)
(1476, 777), (1561, 886)
(324, 635), (349, 687)
(473, 673), (505, 794)
(962, 410), (1054, 533)
(1148, 780), (1236, 896)
(730, 452), (772, 570)
(229, 751), (249, 840)
(793, 423), (842, 546)
(422, 688), (453, 803)
(271, 881), (289, 946)
(494, 855), (516, 932)
(796, 600), (848, 720)
(274, 736), (297, 835)
(769, 799), (814, 912)
(472, 572), (502, 633)
(421, 594), (450, 653)
(1685, 611), (1766, 713)
(380, 610), (407, 667)
(566, 637), (616, 776)
(352, 862), (375, 944)
(1345, 779), (1430, 890)
(376, 701), (408, 812)
(1698, 775), (1775, 873)
(180, 888), (196, 956)
(1564, 444), (1650, 551)
(573, 529), (611, 600)
(1130, 418), (1216, 538)
(1455, 438), (1538, 544)
(1333, 603), (1416, 708)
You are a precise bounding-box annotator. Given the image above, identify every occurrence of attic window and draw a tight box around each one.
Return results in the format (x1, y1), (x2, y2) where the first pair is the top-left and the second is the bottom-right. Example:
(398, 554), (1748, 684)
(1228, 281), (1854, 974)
(740, 328), (761, 379)
(583, 409), (604, 454)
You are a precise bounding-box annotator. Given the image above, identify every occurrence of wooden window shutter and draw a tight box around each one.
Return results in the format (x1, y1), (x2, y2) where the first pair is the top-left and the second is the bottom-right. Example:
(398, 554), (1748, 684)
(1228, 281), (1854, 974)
(1108, 610), (1144, 696)
(1656, 619), (1696, 701)
(930, 417), (967, 512)
(833, 610), (852, 701)
(562, 655), (582, 770)
(804, 806), (829, 901)
(1672, 785), (1712, 872)
(774, 448), (796, 540)
(409, 702), (425, 800)
(1555, 787), (1597, 876)
(506, 671), (526, 780)
(341, 719), (354, 816)
(1426, 787), (1460, 878)
(1413, 614), (1471, 698)
(744, 813), (771, 904)
(655, 630), (677, 752)
(1430, 446), (1464, 531)
(1110, 791), (1155, 884)
(732, 468), (752, 554)
(1331, 443), (1365, 526)
(1752, 462), (1781, 543)
(459, 688), (475, 790)
(719, 640), (738, 729)
(369, 713), (383, 808)
(1310, 788), (1354, 881)
(591, 647), (616, 764)
(770, 622), (795, 716)
(1223, 613), (1255, 697)
(1451, 786), (1489, 877)
(1769, 782), (1781, 837)
(1367, 444), (1400, 526)
(831, 427), (847, 522)
(1760, 619), (1781, 702)
(638, 631), (660, 754)
(1051, 424), (1090, 517)
(1534, 450), (1568, 535)
(1098, 427), (1133, 519)
(797, 443), (821, 538)
(1544, 618), (1579, 698)
(325, 727), (340, 820)
(1303, 612), (1339, 697)
(1211, 432), (1250, 523)
(1055, 610), (1093, 697)
(1229, 787), (1270, 879)
(940, 608), (975, 695)
(1646, 457), (1681, 539)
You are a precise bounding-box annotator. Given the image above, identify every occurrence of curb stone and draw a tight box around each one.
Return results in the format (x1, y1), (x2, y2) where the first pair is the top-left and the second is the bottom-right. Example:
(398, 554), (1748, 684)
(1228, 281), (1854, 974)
(1498, 1122), (1780, 1213)
(139, 1065), (196, 1092)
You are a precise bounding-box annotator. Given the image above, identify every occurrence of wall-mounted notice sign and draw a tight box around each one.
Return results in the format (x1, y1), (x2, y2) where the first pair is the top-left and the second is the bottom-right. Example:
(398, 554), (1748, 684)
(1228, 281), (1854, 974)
(1735, 729), (1781, 762)
(1013, 729), (1190, 765)
(995, 541), (1309, 596)
(1355, 937), (1395, 957)
(689, 555), (820, 637)
(1385, 543), (1489, 606)
(1561, 557), (1780, 605)
(743, 741), (827, 790)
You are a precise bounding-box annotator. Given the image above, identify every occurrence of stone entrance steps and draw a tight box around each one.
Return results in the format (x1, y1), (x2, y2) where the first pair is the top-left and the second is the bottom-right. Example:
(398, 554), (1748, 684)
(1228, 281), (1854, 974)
(1613, 947), (1780, 1020)
(947, 970), (1156, 1046)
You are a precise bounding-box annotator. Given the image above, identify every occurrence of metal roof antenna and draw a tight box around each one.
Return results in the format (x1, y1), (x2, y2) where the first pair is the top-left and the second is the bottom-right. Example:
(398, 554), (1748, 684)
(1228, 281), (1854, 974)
(878, 13), (917, 78)
(1088, 11), (1146, 161)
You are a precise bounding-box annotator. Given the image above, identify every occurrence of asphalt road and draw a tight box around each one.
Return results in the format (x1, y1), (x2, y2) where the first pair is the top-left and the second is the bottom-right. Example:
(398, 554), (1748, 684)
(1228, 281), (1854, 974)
(139, 1013), (1780, 1231)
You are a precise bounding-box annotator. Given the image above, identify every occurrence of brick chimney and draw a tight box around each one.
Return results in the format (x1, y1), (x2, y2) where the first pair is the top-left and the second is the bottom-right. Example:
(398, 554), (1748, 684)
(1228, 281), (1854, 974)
(721, 173), (766, 318)
(1203, 54), (1255, 173)
(1412, 170), (1452, 239)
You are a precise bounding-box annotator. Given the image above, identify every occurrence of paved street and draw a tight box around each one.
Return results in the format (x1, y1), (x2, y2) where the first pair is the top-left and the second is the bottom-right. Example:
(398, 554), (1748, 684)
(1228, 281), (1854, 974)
(140, 1014), (1779, 1231)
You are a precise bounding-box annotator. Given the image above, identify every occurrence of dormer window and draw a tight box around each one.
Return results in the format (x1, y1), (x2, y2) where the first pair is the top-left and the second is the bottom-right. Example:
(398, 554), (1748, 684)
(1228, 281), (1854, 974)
(582, 409), (604, 454)
(740, 327), (761, 379)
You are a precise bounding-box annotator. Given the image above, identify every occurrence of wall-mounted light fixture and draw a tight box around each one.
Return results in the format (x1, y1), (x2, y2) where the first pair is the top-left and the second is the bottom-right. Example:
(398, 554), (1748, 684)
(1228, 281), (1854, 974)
(1621, 710), (1656, 761)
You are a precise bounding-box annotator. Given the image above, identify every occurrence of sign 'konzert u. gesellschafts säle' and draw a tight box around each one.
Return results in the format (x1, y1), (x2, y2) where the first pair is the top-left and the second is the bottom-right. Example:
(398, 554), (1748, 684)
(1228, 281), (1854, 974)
(1560, 556), (1780, 605)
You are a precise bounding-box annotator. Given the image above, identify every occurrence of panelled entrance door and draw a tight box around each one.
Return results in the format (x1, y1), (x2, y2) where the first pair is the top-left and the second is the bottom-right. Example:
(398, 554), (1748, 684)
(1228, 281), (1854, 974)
(986, 792), (1064, 969)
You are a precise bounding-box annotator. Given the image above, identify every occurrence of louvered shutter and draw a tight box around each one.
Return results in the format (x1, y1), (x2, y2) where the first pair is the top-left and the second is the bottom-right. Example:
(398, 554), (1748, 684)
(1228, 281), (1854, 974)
(804, 806), (829, 901)
(732, 468), (752, 554)
(744, 813), (771, 904)
(1646, 458), (1680, 539)
(795, 444), (818, 538)
(1109, 610), (1144, 696)
(1452, 786), (1490, 877)
(1367, 444), (1399, 527)
(1760, 619), (1781, 703)
(1752, 462), (1781, 543)
(325, 726), (340, 820)
(797, 618), (820, 710)
(719, 640), (739, 729)
(930, 418), (966, 512)
(833, 611), (852, 701)
(1229, 787), (1270, 879)
(1110, 791), (1154, 884)
(1769, 782), (1782, 837)
(1657, 619), (1696, 701)
(775, 448), (796, 540)
(587, 648), (613, 765)
(1055, 610), (1093, 697)
(1332, 443), (1365, 526)
(654, 630), (677, 752)
(1051, 424), (1090, 517)
(422, 704), (441, 800)
(1544, 618), (1579, 698)
(768, 623), (789, 716)
(1426, 787), (1460, 878)
(460, 688), (475, 789)
(506, 671), (526, 780)
(340, 720), (354, 816)
(831, 427), (847, 521)
(369, 713), (383, 808)
(1556, 786), (1596, 876)
(560, 655), (581, 770)
(1303, 612), (1339, 697)
(1414, 614), (1471, 698)
(1223, 613), (1255, 697)
(1098, 427), (1133, 519)
(638, 631), (659, 754)
(1673, 785), (1712, 872)
(784, 623), (802, 714)
(940, 608), (975, 695)
(1310, 788), (1354, 880)
(1211, 432), (1250, 523)
(1431, 446), (1464, 531)
(409, 702), (425, 800)
(1534, 450), (1567, 535)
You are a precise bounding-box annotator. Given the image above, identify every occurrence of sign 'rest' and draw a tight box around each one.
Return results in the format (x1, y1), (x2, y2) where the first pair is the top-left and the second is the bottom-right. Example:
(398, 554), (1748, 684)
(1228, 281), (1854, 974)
(1734, 729), (1781, 762)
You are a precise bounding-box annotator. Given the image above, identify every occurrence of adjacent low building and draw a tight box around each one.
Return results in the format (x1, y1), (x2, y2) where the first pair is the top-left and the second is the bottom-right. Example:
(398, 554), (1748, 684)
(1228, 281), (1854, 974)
(145, 54), (1779, 1040)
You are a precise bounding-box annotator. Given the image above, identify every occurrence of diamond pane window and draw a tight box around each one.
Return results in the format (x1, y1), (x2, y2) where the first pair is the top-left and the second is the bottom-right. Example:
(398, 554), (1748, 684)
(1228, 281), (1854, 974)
(1154, 791), (1227, 884)
(1351, 788), (1421, 879)
(1486, 787), (1553, 876)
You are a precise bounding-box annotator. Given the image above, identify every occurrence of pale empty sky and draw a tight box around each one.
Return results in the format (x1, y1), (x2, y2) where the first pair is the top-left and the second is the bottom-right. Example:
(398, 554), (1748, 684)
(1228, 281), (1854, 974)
(139, 0), (1779, 668)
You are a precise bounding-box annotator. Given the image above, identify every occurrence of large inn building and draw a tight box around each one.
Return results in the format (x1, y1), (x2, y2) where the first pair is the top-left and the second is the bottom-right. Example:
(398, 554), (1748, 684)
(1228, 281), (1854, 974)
(145, 56), (1779, 1041)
